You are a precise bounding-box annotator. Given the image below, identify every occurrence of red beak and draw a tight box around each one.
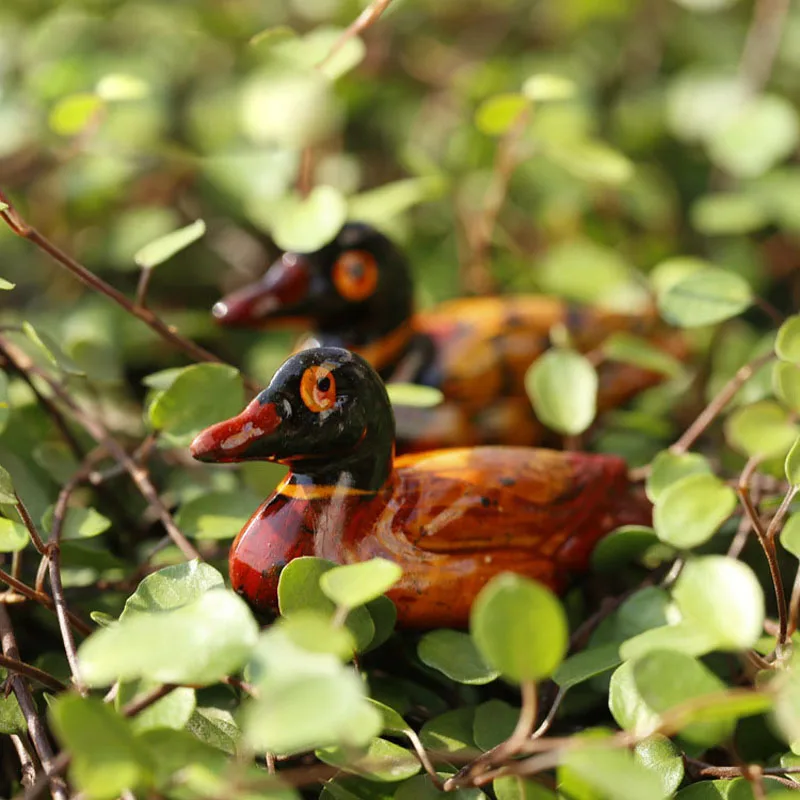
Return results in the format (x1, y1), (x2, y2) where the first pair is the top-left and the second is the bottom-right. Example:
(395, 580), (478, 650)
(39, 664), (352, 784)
(190, 400), (282, 463)
(212, 254), (311, 327)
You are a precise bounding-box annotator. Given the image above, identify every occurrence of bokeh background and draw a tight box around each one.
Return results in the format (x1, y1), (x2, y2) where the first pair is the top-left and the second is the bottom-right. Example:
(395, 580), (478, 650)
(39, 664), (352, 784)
(0, 0), (798, 467)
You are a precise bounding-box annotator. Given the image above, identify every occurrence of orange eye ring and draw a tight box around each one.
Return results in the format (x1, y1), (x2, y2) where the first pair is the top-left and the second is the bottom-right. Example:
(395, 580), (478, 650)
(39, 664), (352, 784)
(300, 366), (337, 413)
(332, 250), (379, 302)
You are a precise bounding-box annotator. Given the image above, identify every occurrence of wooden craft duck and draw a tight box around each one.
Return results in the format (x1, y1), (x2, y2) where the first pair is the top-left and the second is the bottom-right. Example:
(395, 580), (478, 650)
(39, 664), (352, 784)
(212, 223), (686, 453)
(190, 347), (651, 628)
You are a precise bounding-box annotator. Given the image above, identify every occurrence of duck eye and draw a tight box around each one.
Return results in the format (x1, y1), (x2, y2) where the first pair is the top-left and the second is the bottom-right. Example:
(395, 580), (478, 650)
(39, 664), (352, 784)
(300, 366), (337, 413)
(332, 250), (378, 301)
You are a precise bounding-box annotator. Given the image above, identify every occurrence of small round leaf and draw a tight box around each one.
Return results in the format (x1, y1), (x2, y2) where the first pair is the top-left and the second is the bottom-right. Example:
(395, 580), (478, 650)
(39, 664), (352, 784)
(646, 450), (712, 504)
(320, 558), (402, 610)
(780, 512), (800, 558)
(470, 573), (568, 682)
(725, 400), (799, 460)
(418, 630), (499, 685)
(776, 315), (800, 363)
(657, 268), (752, 328)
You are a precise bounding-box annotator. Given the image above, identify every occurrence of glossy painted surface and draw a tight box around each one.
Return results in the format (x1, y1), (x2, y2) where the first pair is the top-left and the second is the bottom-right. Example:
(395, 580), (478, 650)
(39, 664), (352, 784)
(212, 224), (687, 452)
(192, 347), (651, 629)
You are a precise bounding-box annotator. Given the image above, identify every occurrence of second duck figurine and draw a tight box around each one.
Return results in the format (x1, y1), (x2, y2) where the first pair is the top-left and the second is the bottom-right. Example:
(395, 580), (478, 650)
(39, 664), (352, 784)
(212, 223), (686, 453)
(191, 347), (651, 628)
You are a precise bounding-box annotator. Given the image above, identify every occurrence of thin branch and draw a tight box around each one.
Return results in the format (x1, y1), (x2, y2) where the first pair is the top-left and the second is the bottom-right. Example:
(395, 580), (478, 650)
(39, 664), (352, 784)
(13, 495), (47, 555)
(316, 0), (394, 71)
(0, 654), (67, 692)
(10, 735), (37, 788)
(0, 606), (68, 800)
(671, 352), (775, 455)
(0, 190), (260, 394)
(121, 683), (177, 717)
(737, 457), (788, 646)
(15, 752), (70, 800)
(0, 337), (201, 561)
(405, 728), (444, 789)
(0, 567), (92, 636)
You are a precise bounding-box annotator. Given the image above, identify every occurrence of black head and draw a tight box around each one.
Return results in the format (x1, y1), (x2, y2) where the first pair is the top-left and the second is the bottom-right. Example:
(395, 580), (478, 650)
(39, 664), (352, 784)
(211, 223), (414, 340)
(190, 347), (396, 491)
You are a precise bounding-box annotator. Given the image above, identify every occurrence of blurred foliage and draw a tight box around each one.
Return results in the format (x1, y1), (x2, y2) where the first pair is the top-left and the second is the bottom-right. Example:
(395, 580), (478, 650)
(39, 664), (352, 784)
(2, 0), (800, 798)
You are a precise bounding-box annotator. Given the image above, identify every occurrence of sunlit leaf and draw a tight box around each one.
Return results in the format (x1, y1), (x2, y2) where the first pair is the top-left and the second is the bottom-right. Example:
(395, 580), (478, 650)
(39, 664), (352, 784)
(0, 465), (18, 505)
(691, 193), (768, 235)
(657, 268), (752, 328)
(0, 517), (28, 552)
(646, 450), (713, 503)
(773, 362), (800, 412)
(776, 316), (800, 363)
(133, 219), (206, 270)
(418, 630), (499, 685)
(725, 400), (799, 460)
(175, 490), (262, 540)
(522, 74), (577, 102)
(387, 383), (444, 408)
(317, 737), (420, 782)
(475, 93), (529, 136)
(553, 644), (621, 690)
(780, 513), (800, 559)
(269, 185), (347, 252)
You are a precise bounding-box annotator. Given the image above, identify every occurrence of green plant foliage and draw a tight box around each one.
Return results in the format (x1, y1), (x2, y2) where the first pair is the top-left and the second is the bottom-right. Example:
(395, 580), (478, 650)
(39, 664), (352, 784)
(317, 738), (421, 782)
(269, 186), (348, 252)
(773, 362), (800, 412)
(22, 321), (85, 376)
(554, 643), (622, 690)
(785, 437), (800, 486)
(0, 465), (18, 505)
(319, 558), (402, 609)
(148, 363), (244, 447)
(174, 489), (262, 539)
(780, 513), (800, 558)
(653, 473), (737, 548)
(0, 517), (29, 552)
(633, 735), (685, 796)
(590, 525), (660, 572)
(646, 451), (713, 503)
(41, 505), (111, 540)
(656, 268), (753, 328)
(133, 219), (206, 269)
(470, 573), (568, 683)
(79, 588), (259, 685)
(776, 315), (800, 363)
(473, 700), (518, 750)
(386, 383), (445, 408)
(602, 332), (685, 378)
(524, 348), (598, 436)
(725, 401), (800, 460)
(418, 629), (499, 685)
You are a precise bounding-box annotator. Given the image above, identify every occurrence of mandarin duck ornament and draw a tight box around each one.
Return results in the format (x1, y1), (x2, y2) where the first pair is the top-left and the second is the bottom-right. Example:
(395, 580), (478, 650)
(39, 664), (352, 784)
(191, 347), (651, 628)
(211, 223), (686, 453)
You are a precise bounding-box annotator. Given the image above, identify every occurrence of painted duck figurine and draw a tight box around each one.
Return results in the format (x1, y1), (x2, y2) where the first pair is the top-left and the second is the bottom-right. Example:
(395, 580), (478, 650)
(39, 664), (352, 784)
(190, 347), (651, 628)
(211, 223), (686, 453)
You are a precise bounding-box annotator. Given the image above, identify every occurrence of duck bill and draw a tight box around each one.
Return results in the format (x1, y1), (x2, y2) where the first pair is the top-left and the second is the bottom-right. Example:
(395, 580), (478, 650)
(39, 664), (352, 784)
(190, 399), (282, 463)
(211, 254), (313, 328)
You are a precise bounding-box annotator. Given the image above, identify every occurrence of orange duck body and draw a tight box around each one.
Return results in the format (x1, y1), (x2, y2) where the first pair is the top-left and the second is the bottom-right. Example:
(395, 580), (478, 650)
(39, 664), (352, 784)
(191, 347), (651, 628)
(212, 224), (686, 453)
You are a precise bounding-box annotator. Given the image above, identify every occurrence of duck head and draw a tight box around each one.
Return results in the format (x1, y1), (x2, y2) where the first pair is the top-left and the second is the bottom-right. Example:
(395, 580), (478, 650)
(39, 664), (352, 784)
(190, 347), (396, 492)
(211, 223), (414, 341)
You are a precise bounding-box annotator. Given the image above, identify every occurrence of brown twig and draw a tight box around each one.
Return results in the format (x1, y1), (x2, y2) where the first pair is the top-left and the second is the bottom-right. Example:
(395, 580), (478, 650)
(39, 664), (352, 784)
(13, 494), (48, 555)
(316, 0), (395, 71)
(671, 352), (775, 455)
(0, 567), (92, 636)
(0, 337), (201, 561)
(737, 457), (788, 646)
(0, 189), (260, 394)
(10, 735), (37, 788)
(0, 605), (68, 800)
(0, 653), (67, 692)
(121, 683), (177, 717)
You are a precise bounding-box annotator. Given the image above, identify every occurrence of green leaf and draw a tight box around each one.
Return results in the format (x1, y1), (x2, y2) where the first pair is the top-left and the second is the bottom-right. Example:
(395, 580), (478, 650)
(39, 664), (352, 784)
(418, 629), (499, 685)
(185, 706), (240, 755)
(653, 473), (736, 548)
(475, 93), (529, 136)
(632, 650), (735, 747)
(773, 362), (800, 413)
(725, 400), (799, 460)
(522, 74), (576, 102)
(23, 321), (85, 375)
(138, 728), (228, 791)
(133, 219), (206, 269)
(48, 92), (104, 136)
(387, 383), (444, 408)
(590, 526), (660, 572)
(366, 698), (409, 735)
(780, 513), (800, 558)
(559, 739), (668, 800)
(347, 177), (446, 228)
(553, 643), (621, 690)
(419, 707), (477, 758)
(708, 94), (799, 179)
(609, 661), (662, 735)
(95, 73), (150, 101)
(0, 278), (15, 290)
(672, 556), (764, 651)
(691, 193), (768, 235)
(396, 775), (488, 799)
(0, 673), (26, 734)
(0, 465), (18, 505)
(269, 185), (347, 252)
(473, 700), (518, 751)
(602, 332), (684, 379)
(175, 490), (262, 540)
(546, 139), (634, 185)
(773, 668), (800, 752)
(646, 450), (713, 504)
(0, 517), (29, 552)
(657, 268), (753, 328)
(49, 695), (149, 800)
(277, 557), (375, 652)
(276, 610), (356, 660)
(620, 622), (717, 661)
(78, 588), (258, 686)
(320, 558), (402, 609)
(148, 363), (244, 447)
(786, 438), (800, 486)
(494, 776), (558, 799)
(42, 505), (111, 540)
(470, 573), (568, 682)
(525, 349), (598, 436)
(120, 560), (224, 620)
(362, 595), (397, 653)
(633, 735), (685, 796)
(776, 315), (800, 363)
(317, 738), (421, 782)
